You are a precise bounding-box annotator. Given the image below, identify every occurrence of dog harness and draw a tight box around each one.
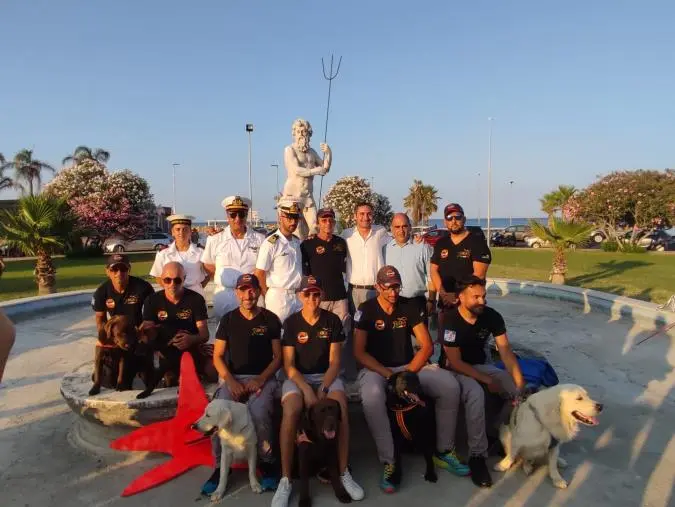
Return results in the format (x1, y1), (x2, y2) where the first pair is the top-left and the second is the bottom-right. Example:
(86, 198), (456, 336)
(390, 403), (421, 442)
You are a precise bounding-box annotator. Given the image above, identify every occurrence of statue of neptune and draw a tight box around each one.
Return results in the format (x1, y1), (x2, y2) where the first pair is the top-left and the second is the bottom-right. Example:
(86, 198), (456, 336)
(282, 118), (332, 239)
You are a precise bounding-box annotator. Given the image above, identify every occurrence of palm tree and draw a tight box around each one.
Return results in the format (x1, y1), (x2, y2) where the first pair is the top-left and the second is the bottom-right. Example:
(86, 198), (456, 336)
(539, 185), (577, 225)
(0, 195), (74, 294)
(0, 153), (15, 193)
(62, 146), (110, 166)
(403, 179), (441, 226)
(528, 217), (593, 285)
(0, 149), (56, 196)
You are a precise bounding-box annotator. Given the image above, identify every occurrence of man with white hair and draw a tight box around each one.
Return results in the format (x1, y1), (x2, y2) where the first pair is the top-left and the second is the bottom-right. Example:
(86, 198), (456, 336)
(201, 196), (265, 320)
(281, 118), (332, 239)
(254, 198), (303, 323)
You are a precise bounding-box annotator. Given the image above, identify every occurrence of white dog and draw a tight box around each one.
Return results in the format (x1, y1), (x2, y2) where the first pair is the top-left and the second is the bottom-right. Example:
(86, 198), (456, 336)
(193, 399), (262, 501)
(494, 383), (603, 489)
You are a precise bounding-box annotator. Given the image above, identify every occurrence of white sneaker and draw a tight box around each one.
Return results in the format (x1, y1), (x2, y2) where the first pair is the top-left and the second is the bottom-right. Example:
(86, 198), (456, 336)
(271, 476), (292, 507)
(341, 469), (365, 501)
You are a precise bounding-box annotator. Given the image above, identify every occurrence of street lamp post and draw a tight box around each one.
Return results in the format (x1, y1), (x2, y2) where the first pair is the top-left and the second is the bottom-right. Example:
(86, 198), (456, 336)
(246, 124), (254, 220)
(509, 180), (514, 226)
(487, 117), (494, 245)
(172, 163), (180, 214)
(271, 163), (279, 198)
(477, 172), (481, 227)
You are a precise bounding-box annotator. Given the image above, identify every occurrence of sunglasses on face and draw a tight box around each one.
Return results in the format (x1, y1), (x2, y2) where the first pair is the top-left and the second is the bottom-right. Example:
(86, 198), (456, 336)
(281, 214), (299, 221)
(109, 265), (129, 273)
(302, 291), (321, 299)
(162, 277), (183, 285)
(228, 211), (247, 219)
(446, 214), (465, 222)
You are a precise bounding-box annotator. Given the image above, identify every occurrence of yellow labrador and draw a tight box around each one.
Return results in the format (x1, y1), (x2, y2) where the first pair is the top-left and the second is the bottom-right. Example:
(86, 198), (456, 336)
(494, 384), (603, 489)
(193, 399), (262, 501)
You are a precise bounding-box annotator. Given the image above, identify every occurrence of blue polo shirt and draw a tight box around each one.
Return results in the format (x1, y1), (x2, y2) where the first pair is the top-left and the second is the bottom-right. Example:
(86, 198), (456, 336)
(383, 239), (433, 299)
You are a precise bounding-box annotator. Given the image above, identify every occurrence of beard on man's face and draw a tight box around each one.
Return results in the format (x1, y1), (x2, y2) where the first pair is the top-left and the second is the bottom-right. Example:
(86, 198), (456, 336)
(468, 302), (486, 315)
(296, 135), (309, 152)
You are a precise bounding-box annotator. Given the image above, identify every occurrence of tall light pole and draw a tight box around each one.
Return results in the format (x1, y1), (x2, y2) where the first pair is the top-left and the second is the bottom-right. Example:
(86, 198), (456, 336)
(476, 172), (481, 227)
(271, 163), (279, 198)
(172, 163), (180, 213)
(246, 124), (254, 220)
(487, 117), (494, 244)
(509, 180), (514, 226)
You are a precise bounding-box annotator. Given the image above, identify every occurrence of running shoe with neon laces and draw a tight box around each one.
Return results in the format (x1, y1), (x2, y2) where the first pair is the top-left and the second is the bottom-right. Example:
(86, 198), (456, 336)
(433, 449), (470, 476)
(379, 463), (397, 493)
(271, 476), (292, 507)
(341, 468), (365, 500)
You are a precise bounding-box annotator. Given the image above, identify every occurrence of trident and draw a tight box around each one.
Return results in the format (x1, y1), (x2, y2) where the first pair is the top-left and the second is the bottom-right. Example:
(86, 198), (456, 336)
(318, 54), (342, 208)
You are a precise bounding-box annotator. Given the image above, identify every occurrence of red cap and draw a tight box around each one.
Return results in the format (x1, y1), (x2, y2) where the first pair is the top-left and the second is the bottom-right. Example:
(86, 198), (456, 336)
(444, 203), (465, 219)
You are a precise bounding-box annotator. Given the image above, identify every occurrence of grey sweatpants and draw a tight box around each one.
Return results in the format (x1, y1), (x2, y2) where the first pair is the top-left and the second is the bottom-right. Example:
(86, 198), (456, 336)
(358, 364), (461, 464)
(211, 375), (278, 464)
(453, 364), (518, 457)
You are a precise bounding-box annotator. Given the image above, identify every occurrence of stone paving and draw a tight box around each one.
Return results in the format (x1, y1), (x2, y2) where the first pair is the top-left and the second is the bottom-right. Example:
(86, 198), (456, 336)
(1, 294), (674, 507)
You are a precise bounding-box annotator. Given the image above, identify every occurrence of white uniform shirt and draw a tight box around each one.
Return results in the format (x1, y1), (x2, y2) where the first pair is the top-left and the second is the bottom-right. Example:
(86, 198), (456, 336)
(200, 226), (265, 293)
(255, 229), (302, 290)
(343, 225), (391, 286)
(150, 242), (206, 297)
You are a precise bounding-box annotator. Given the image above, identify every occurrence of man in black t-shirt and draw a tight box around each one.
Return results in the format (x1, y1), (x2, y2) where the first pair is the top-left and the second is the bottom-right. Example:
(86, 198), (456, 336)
(201, 273), (282, 496)
(91, 253), (154, 342)
(441, 275), (524, 488)
(430, 202), (491, 344)
(141, 262), (209, 373)
(300, 207), (354, 376)
(272, 275), (364, 507)
(353, 266), (468, 494)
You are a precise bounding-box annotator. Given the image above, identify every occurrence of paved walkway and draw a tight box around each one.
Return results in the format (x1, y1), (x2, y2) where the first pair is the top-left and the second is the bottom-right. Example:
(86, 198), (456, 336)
(1, 295), (674, 506)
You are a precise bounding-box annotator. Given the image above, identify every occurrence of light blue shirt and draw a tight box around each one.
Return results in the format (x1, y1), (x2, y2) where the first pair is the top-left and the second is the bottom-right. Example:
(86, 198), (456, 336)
(383, 239), (432, 298)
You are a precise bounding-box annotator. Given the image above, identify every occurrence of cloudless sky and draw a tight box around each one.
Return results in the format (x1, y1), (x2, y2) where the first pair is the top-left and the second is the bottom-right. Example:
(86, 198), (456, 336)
(1, 0), (673, 222)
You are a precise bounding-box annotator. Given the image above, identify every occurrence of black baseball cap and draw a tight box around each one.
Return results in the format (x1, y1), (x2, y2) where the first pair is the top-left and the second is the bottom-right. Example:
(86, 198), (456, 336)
(377, 265), (402, 287)
(444, 203), (465, 219)
(317, 208), (336, 219)
(106, 253), (130, 268)
(235, 273), (260, 290)
(299, 275), (322, 293)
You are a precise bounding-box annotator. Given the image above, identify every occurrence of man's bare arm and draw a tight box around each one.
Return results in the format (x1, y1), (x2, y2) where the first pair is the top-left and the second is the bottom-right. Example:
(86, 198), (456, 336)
(284, 146), (327, 178)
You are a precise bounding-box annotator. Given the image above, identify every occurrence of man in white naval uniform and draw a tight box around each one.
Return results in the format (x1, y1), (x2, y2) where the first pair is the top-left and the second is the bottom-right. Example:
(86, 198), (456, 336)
(150, 214), (209, 298)
(201, 196), (265, 319)
(254, 198), (303, 323)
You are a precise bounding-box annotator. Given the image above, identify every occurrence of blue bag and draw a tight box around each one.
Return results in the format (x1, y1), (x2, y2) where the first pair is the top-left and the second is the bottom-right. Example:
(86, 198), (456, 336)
(494, 357), (559, 389)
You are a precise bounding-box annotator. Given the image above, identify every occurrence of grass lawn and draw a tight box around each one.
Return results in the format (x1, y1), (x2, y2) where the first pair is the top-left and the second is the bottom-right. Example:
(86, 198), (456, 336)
(0, 254), (156, 301)
(0, 249), (673, 305)
(489, 248), (674, 304)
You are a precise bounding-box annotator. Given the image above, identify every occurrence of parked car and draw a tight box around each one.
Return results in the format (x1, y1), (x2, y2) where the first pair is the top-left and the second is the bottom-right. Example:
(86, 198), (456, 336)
(525, 236), (550, 249)
(589, 229), (606, 245)
(502, 225), (531, 242)
(104, 232), (173, 253)
(491, 230), (517, 247)
(637, 229), (675, 251)
(421, 228), (447, 247)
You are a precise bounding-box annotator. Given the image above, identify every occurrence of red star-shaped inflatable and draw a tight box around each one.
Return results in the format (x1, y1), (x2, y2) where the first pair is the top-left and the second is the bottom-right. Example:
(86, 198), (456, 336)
(110, 352), (215, 497)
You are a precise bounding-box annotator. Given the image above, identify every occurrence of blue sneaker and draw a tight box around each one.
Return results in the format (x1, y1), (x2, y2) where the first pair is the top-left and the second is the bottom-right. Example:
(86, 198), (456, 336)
(433, 449), (470, 476)
(380, 463), (397, 493)
(201, 468), (232, 496)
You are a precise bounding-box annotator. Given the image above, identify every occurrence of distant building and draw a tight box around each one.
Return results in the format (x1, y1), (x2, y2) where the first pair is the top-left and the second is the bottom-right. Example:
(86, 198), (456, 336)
(155, 206), (172, 233)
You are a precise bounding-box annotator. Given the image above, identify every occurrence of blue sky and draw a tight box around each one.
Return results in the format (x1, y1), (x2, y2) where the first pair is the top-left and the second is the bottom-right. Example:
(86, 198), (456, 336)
(1, 1), (673, 222)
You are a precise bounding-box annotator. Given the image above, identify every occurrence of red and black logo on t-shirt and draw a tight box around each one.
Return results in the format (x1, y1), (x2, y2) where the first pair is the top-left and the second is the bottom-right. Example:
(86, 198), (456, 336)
(316, 246), (325, 254)
(105, 298), (115, 309)
(375, 320), (385, 330)
(393, 317), (407, 329)
(124, 295), (139, 305)
(317, 328), (330, 339)
(297, 331), (309, 344)
(251, 326), (267, 336)
(157, 310), (168, 320)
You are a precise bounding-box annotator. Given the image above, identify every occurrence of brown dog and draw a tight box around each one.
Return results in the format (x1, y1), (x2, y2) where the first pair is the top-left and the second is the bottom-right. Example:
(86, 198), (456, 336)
(297, 398), (351, 507)
(89, 315), (154, 396)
